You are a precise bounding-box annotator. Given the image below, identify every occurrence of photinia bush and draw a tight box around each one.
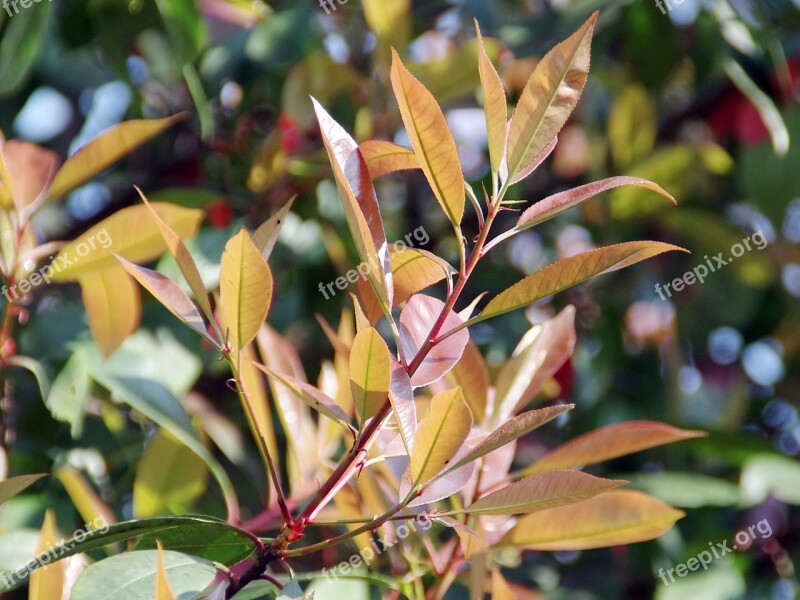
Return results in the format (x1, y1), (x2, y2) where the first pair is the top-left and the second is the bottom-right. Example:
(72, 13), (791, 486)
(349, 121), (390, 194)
(0, 13), (707, 599)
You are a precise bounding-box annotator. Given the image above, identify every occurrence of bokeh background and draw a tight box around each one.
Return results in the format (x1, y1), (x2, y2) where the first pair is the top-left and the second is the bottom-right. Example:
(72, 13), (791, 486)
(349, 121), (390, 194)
(0, 0), (799, 598)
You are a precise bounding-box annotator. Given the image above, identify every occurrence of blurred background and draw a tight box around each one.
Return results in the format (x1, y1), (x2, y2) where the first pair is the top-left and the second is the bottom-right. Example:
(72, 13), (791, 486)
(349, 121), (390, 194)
(0, 0), (799, 598)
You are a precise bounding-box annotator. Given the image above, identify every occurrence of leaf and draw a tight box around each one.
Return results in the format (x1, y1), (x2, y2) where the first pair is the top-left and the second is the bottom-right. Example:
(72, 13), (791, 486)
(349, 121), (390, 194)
(47, 117), (182, 202)
(476, 21), (507, 174)
(219, 229), (273, 356)
(55, 467), (116, 531)
(45, 351), (91, 437)
(629, 473), (743, 508)
(0, 516), (255, 591)
(312, 99), (393, 310)
(28, 510), (64, 600)
(741, 454), (800, 505)
(492, 571), (514, 600)
(71, 550), (217, 600)
(388, 359), (416, 456)
(3, 141), (58, 211)
(436, 517), (488, 559)
(136, 188), (214, 321)
(155, 542), (176, 600)
(399, 294), (470, 387)
(456, 471), (625, 516)
(349, 328), (391, 422)
(0, 1), (53, 99)
(505, 12), (597, 182)
(252, 364), (352, 431)
(410, 387), (472, 486)
(524, 421), (706, 475)
(475, 242), (687, 323)
(80, 266), (141, 358)
(0, 474), (46, 505)
(359, 141), (420, 179)
(500, 135), (557, 187)
(51, 203), (204, 282)
(390, 49), (465, 226)
(252, 196), (296, 261)
(445, 340), (489, 421)
(390, 247), (449, 306)
(494, 306), (576, 422)
(516, 177), (676, 232)
(133, 430), (208, 518)
(117, 257), (215, 346)
(445, 405), (573, 474)
(501, 490), (684, 550)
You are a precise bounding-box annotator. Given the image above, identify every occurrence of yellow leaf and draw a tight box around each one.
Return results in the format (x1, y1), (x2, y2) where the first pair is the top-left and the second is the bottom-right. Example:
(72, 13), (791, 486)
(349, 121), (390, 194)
(359, 140), (420, 179)
(476, 21), (508, 174)
(0, 134), (14, 209)
(492, 571), (514, 600)
(29, 510), (65, 600)
(608, 84), (657, 169)
(506, 12), (597, 182)
(349, 328), (391, 422)
(219, 228), (273, 357)
(501, 490), (685, 550)
(445, 340), (489, 421)
(155, 540), (176, 600)
(136, 188), (213, 321)
(55, 467), (116, 531)
(47, 116), (182, 202)
(51, 202), (204, 282)
(410, 387), (472, 486)
(390, 49), (465, 226)
(80, 266), (140, 357)
(477, 241), (687, 323)
(133, 429), (208, 518)
(390, 247), (448, 306)
(252, 196), (295, 261)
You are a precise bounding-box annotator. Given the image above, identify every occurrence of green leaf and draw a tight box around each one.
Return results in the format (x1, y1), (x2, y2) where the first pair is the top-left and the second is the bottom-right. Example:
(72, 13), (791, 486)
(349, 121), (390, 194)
(505, 12), (597, 183)
(741, 454), (800, 505)
(390, 49), (465, 226)
(45, 351), (91, 437)
(629, 473), (743, 508)
(0, 1), (53, 98)
(133, 430), (208, 518)
(473, 241), (687, 324)
(71, 550), (217, 600)
(0, 474), (46, 505)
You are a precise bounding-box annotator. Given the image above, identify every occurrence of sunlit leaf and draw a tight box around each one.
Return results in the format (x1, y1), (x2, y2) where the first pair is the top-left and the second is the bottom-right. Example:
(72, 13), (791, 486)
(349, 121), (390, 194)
(390, 247), (449, 306)
(525, 421), (706, 475)
(399, 294), (470, 387)
(133, 429), (208, 518)
(312, 99), (393, 310)
(505, 12), (597, 182)
(252, 363), (352, 431)
(51, 203), (204, 282)
(476, 21), (507, 174)
(500, 135), (556, 186)
(494, 306), (576, 421)
(410, 387), (472, 486)
(220, 228), (273, 357)
(136, 188), (213, 321)
(501, 490), (684, 550)
(3, 141), (58, 211)
(359, 140), (420, 179)
(455, 471), (625, 516)
(350, 328), (391, 422)
(516, 177), (676, 232)
(80, 266), (141, 358)
(28, 510), (64, 600)
(473, 242), (687, 324)
(155, 541), (176, 600)
(445, 405), (573, 474)
(0, 474), (46, 505)
(445, 340), (489, 421)
(390, 49), (465, 226)
(117, 256), (216, 346)
(252, 196), (295, 261)
(47, 116), (182, 202)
